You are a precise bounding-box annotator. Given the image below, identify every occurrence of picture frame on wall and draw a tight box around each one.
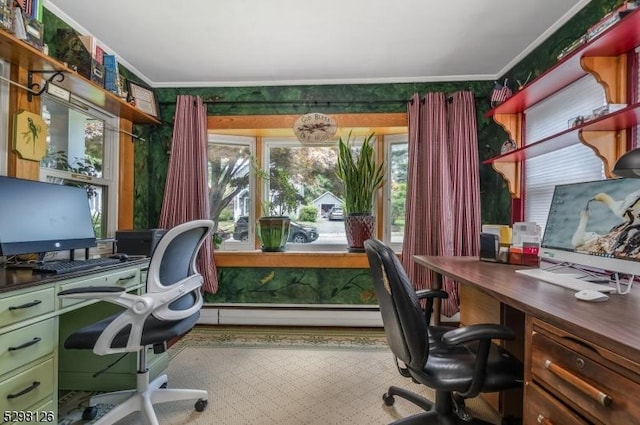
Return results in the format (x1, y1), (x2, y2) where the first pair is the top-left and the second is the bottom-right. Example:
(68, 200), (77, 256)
(126, 80), (159, 118)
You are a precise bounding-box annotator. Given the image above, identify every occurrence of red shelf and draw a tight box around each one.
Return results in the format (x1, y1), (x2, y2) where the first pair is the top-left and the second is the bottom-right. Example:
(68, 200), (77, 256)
(484, 103), (640, 164)
(487, 8), (640, 117)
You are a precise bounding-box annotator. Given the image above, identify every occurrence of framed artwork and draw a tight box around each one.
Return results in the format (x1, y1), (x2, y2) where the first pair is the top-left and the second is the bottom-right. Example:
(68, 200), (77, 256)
(126, 80), (159, 118)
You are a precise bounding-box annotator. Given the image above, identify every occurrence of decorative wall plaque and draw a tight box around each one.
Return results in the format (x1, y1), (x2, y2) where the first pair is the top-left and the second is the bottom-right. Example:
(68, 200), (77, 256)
(13, 110), (47, 161)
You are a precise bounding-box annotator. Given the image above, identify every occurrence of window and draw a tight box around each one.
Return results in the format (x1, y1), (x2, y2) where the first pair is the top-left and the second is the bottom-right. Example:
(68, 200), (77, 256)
(209, 130), (406, 252)
(207, 135), (255, 251)
(384, 134), (408, 248)
(39, 95), (119, 239)
(263, 137), (346, 250)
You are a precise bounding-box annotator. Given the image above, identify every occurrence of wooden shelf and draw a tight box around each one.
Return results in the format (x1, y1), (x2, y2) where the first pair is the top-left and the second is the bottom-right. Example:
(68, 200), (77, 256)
(484, 103), (640, 163)
(487, 8), (640, 116)
(0, 30), (160, 125)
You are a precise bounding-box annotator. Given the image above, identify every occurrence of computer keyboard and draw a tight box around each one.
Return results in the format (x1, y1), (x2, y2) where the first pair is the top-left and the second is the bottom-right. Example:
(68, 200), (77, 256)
(33, 257), (123, 274)
(515, 268), (616, 293)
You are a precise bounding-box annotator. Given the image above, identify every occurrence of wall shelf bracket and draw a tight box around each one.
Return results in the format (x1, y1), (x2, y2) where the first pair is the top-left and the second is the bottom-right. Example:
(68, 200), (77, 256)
(27, 70), (65, 102)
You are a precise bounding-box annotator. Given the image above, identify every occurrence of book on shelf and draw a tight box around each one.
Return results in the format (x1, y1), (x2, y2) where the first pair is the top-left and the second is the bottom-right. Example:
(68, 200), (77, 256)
(103, 54), (119, 93)
(95, 45), (104, 65)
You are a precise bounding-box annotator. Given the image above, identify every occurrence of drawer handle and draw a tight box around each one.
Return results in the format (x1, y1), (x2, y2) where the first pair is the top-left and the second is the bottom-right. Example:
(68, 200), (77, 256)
(8, 300), (42, 311)
(6, 381), (40, 399)
(8, 337), (42, 351)
(537, 414), (553, 425)
(117, 274), (137, 283)
(544, 360), (612, 407)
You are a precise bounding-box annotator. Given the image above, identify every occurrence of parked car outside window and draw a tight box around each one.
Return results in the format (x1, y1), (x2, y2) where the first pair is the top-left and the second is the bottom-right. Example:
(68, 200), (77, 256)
(232, 216), (319, 243)
(328, 207), (344, 221)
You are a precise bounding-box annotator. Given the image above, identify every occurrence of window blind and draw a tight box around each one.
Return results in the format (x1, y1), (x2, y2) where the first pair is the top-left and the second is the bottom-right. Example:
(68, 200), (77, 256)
(524, 75), (606, 234)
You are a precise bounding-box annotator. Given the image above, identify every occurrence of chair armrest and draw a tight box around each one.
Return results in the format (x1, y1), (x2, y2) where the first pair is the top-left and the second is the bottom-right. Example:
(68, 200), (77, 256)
(443, 323), (518, 399)
(415, 289), (448, 300)
(416, 289), (448, 326)
(442, 323), (515, 345)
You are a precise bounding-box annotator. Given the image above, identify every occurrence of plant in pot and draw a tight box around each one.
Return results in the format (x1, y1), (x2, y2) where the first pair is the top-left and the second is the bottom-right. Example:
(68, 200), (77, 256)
(336, 132), (384, 252)
(257, 167), (303, 252)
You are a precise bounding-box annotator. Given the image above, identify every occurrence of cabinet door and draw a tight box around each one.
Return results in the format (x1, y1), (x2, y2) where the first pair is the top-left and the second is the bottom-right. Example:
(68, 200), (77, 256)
(524, 382), (588, 425)
(0, 359), (54, 414)
(531, 330), (640, 424)
(0, 319), (55, 376)
(0, 288), (54, 328)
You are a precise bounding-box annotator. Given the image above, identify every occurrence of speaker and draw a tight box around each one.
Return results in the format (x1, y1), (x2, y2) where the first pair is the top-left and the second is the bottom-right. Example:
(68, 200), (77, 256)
(479, 233), (499, 262)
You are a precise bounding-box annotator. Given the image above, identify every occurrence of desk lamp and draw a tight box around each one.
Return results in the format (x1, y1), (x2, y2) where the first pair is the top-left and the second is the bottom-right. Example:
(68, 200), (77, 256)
(613, 148), (640, 178)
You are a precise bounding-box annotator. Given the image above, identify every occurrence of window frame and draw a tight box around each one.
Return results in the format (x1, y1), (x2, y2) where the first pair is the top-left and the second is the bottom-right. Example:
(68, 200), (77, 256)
(208, 133), (256, 251)
(0, 59), (8, 176)
(383, 133), (408, 250)
(39, 94), (119, 239)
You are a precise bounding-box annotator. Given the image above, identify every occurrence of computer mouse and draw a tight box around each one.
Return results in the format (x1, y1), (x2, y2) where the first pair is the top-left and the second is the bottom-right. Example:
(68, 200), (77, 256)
(110, 253), (129, 261)
(575, 289), (609, 302)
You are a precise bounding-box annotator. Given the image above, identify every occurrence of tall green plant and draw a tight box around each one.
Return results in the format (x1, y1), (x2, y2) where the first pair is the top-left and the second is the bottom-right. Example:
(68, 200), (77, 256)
(336, 132), (384, 215)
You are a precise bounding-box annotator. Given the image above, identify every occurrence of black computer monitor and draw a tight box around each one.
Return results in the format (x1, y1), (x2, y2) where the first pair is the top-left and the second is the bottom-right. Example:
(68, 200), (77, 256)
(540, 177), (640, 275)
(0, 176), (97, 257)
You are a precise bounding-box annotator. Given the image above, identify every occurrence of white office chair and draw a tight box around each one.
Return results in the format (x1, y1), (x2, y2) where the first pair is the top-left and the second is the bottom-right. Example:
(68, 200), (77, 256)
(58, 219), (215, 425)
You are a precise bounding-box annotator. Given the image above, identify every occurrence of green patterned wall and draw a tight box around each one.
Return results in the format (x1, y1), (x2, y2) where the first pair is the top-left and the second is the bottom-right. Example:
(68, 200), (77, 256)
(498, 0), (626, 90)
(204, 267), (376, 305)
(43, 2), (628, 303)
(135, 81), (501, 229)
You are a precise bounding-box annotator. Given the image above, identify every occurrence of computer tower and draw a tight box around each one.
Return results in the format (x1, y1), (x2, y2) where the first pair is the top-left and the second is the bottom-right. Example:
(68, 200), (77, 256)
(115, 229), (167, 257)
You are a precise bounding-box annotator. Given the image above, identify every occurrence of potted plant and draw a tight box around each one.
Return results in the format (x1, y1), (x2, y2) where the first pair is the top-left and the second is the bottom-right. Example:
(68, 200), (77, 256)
(336, 132), (384, 252)
(257, 167), (302, 252)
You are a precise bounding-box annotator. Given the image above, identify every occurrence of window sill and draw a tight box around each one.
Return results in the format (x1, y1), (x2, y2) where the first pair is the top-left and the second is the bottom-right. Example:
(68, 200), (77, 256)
(213, 250), (371, 268)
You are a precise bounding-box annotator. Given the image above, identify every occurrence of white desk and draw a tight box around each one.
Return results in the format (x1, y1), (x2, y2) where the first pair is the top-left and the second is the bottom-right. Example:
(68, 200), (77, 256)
(0, 260), (167, 423)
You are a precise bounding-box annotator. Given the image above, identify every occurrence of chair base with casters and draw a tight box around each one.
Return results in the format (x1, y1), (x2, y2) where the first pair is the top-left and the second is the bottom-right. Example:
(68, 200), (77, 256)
(81, 348), (207, 425)
(382, 387), (504, 425)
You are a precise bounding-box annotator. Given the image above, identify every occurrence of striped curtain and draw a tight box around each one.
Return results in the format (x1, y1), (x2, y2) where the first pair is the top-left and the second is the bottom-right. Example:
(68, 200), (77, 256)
(159, 95), (218, 293)
(402, 92), (480, 316)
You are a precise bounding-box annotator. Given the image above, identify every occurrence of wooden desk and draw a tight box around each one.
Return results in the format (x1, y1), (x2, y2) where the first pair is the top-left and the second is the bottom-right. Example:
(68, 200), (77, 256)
(414, 256), (640, 425)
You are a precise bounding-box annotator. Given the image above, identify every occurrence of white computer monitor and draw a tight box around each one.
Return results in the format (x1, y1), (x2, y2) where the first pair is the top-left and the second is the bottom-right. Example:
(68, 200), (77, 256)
(540, 177), (640, 276)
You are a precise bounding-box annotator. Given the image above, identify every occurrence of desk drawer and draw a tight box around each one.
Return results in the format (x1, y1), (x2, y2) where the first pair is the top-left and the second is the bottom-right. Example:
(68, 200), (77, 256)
(0, 319), (55, 376)
(0, 288), (55, 329)
(531, 331), (640, 424)
(524, 382), (587, 425)
(0, 358), (54, 414)
(59, 267), (141, 308)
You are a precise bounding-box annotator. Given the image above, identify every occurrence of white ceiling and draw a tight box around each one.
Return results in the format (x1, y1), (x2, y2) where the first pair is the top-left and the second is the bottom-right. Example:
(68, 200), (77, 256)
(45, 0), (589, 88)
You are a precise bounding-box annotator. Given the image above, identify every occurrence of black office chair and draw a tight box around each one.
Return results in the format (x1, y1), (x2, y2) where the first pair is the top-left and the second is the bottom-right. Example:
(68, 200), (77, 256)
(58, 219), (215, 425)
(364, 239), (523, 424)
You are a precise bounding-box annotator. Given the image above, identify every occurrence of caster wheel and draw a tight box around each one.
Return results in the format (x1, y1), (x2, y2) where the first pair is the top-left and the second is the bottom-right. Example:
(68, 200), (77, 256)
(383, 393), (395, 406)
(82, 405), (98, 421)
(195, 398), (208, 412)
